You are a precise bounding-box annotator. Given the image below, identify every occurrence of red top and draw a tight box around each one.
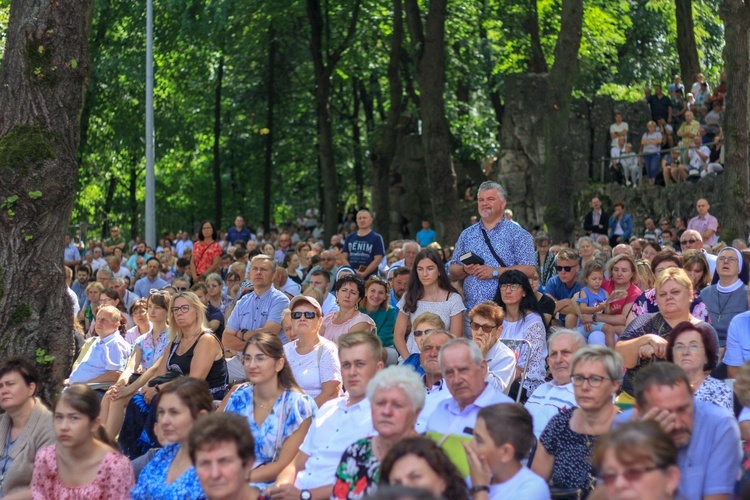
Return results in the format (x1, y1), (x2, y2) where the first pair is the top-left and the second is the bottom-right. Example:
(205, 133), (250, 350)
(193, 240), (221, 276)
(602, 280), (642, 316)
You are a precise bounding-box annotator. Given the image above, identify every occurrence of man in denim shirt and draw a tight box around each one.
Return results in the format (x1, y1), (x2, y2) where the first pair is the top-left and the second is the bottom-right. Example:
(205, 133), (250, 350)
(449, 181), (535, 337)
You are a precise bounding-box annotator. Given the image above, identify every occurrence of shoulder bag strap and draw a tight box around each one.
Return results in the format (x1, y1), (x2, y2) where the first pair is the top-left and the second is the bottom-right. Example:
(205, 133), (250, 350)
(480, 228), (508, 268)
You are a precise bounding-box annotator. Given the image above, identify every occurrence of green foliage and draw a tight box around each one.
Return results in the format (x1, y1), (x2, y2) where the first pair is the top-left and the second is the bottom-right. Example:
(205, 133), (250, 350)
(1, 194), (18, 216)
(36, 348), (55, 365)
(0, 125), (56, 173)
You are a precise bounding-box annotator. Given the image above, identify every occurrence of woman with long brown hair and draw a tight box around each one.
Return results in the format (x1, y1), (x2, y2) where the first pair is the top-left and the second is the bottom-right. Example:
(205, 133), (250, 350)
(221, 332), (317, 488)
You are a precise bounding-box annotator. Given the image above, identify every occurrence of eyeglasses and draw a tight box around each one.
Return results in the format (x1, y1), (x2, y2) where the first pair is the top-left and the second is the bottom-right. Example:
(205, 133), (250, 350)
(174, 287), (188, 292)
(470, 322), (497, 333)
(500, 283), (521, 291)
(150, 289), (169, 296)
(556, 265), (577, 272)
(717, 256), (739, 263)
(598, 465), (663, 486)
(571, 374), (614, 387)
(680, 239), (699, 245)
(171, 304), (191, 314)
(206, 283), (221, 288)
(413, 328), (436, 338)
(291, 311), (317, 320)
(242, 354), (274, 364)
(673, 343), (704, 354)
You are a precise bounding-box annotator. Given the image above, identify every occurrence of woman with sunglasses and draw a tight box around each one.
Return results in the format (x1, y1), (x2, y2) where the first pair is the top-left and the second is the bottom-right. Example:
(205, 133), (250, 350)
(360, 277), (398, 364)
(591, 421), (680, 500)
(393, 248), (465, 360)
(101, 291), (172, 438)
(283, 296), (342, 408)
(115, 291), (228, 459)
(220, 332), (316, 489)
(532, 346), (623, 498)
(492, 271), (547, 399)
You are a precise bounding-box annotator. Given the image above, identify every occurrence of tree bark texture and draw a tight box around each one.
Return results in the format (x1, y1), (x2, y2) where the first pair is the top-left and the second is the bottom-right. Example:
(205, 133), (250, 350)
(717, 0), (750, 242)
(405, 0), (461, 246)
(675, 0), (702, 83)
(371, 0), (404, 244)
(0, 0), (95, 404)
(526, 0), (548, 73)
(307, 0), (361, 240)
(543, 0), (584, 241)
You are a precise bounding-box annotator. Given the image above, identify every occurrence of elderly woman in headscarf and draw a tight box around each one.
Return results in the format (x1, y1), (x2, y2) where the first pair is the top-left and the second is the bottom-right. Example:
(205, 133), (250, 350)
(699, 246), (749, 347)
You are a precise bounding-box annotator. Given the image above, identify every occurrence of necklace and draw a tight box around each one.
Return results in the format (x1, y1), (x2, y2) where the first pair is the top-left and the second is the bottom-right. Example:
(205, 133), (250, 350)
(254, 391), (281, 409)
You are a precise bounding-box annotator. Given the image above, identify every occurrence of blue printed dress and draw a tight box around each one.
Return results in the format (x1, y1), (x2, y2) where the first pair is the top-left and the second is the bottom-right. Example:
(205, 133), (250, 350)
(130, 442), (205, 500)
(224, 384), (317, 488)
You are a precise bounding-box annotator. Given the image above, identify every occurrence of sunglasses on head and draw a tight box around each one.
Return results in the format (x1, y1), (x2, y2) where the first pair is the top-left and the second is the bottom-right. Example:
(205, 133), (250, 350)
(291, 311), (317, 320)
(555, 265), (576, 272)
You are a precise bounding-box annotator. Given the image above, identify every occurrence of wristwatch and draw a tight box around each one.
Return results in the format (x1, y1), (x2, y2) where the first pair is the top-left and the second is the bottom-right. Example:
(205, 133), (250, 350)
(492, 268), (499, 278)
(300, 490), (312, 500)
(469, 485), (490, 494)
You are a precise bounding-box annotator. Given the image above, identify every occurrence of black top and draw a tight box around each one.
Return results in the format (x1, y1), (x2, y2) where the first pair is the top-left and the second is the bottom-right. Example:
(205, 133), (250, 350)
(167, 331), (227, 394)
(536, 293), (556, 329)
(206, 303), (225, 341)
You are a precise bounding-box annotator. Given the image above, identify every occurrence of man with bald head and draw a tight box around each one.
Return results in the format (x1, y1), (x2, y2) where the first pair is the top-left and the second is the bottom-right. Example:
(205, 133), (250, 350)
(680, 229), (717, 275)
(687, 199), (719, 247)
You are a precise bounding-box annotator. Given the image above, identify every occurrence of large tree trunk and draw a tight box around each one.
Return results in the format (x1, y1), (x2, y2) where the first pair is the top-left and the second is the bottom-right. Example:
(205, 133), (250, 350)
(675, 0), (701, 83)
(370, 0), (404, 245)
(213, 53), (224, 228)
(0, 0), (95, 404)
(351, 78), (365, 209)
(263, 25), (277, 232)
(526, 0), (548, 73)
(717, 0), (750, 242)
(542, 0), (584, 242)
(307, 0), (361, 240)
(405, 0), (461, 245)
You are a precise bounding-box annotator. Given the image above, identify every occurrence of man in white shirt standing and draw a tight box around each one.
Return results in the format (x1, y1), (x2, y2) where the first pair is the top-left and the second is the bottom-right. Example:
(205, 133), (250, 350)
(525, 330), (584, 437)
(426, 338), (512, 438)
(271, 332), (385, 500)
(609, 112), (629, 148)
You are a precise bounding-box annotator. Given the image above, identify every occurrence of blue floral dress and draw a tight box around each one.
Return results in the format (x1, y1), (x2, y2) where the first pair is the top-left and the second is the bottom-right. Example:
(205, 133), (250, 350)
(134, 328), (171, 370)
(130, 442), (205, 500)
(224, 384), (317, 489)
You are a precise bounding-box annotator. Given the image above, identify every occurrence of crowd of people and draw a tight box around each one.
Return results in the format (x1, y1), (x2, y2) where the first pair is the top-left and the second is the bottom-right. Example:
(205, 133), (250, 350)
(609, 73), (727, 187)
(9, 179), (748, 499)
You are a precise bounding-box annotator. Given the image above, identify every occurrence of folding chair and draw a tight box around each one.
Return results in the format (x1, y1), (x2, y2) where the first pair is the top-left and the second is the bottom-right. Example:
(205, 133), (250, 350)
(499, 338), (532, 403)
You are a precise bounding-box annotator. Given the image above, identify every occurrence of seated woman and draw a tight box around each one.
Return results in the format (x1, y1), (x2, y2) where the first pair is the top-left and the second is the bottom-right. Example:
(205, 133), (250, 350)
(116, 291), (228, 459)
(682, 249), (712, 294)
(125, 298), (151, 344)
(101, 290), (172, 438)
(131, 377), (213, 499)
(666, 322), (732, 411)
(32, 385), (134, 499)
(494, 271), (547, 398)
(379, 437), (469, 500)
(221, 332), (316, 489)
(700, 246), (749, 347)
(320, 275), (375, 342)
(531, 346), (623, 498)
(592, 421), (680, 500)
(99, 288), (135, 330)
(283, 296), (342, 407)
(628, 250), (708, 324)
(360, 277), (398, 364)
(0, 358), (55, 498)
(333, 367), (424, 499)
(530, 268), (555, 330)
(189, 413), (270, 500)
(615, 268), (718, 401)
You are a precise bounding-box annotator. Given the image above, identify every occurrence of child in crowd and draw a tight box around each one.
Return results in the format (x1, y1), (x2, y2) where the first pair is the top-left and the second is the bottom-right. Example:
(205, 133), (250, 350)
(573, 261), (612, 345)
(464, 404), (550, 499)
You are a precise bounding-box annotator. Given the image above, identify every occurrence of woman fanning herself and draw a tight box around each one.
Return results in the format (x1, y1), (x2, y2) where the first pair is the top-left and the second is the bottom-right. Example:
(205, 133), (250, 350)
(101, 290), (172, 439)
(615, 268), (718, 402)
(580, 254), (641, 346)
(130, 378), (213, 499)
(493, 270), (547, 397)
(221, 333), (316, 489)
(32, 385), (134, 499)
(332, 366), (424, 499)
(532, 346), (623, 497)
(191, 221), (222, 283)
(116, 291), (227, 459)
(360, 277), (398, 363)
(320, 275), (375, 342)
(666, 322), (732, 411)
(394, 248), (465, 359)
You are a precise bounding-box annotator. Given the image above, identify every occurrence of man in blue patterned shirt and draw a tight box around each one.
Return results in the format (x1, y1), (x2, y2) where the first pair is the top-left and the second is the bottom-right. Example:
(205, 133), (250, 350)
(450, 181), (536, 336)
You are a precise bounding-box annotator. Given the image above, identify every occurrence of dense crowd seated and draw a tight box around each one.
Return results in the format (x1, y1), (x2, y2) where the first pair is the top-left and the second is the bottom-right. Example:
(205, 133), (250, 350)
(609, 73), (726, 187)
(8, 181), (750, 499)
